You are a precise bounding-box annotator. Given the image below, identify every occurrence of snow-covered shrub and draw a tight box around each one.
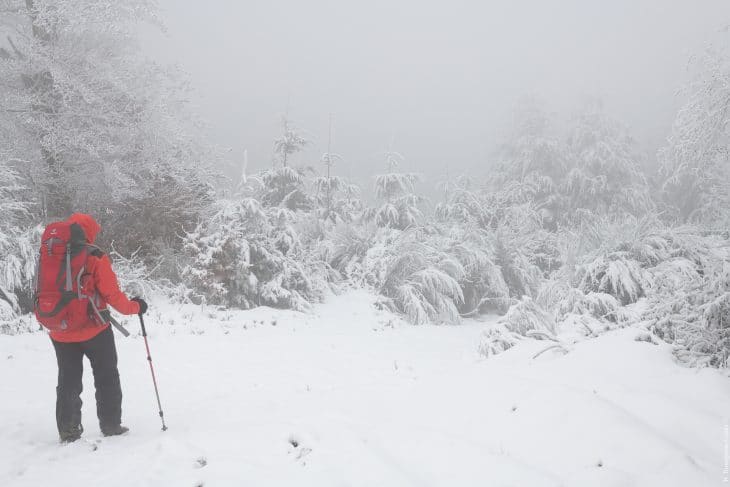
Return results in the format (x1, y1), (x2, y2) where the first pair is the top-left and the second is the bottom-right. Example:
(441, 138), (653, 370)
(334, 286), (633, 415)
(492, 230), (544, 299)
(407, 193), (549, 321)
(647, 257), (702, 295)
(365, 174), (422, 229)
(364, 151), (423, 230)
(324, 223), (385, 282)
(443, 229), (510, 315)
(182, 198), (326, 311)
(663, 230), (729, 273)
(575, 256), (645, 305)
(108, 247), (195, 304)
(0, 162), (39, 331)
(435, 175), (493, 228)
(314, 175), (363, 224)
(390, 267), (463, 325)
(485, 203), (554, 294)
(568, 216), (674, 305)
(102, 163), (215, 261)
(536, 217), (730, 367)
(0, 226), (41, 333)
(646, 254), (730, 367)
(333, 220), (521, 325)
(537, 279), (627, 325)
(698, 288), (729, 362)
(478, 297), (557, 358)
(500, 297), (556, 336)
(258, 166), (315, 211)
(574, 214), (671, 267)
(567, 292), (626, 323)
(375, 230), (465, 325)
(478, 324), (521, 358)
(342, 225), (468, 325)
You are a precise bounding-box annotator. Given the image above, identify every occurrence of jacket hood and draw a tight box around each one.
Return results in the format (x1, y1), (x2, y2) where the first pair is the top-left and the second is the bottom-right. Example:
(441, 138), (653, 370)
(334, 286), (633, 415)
(66, 213), (101, 244)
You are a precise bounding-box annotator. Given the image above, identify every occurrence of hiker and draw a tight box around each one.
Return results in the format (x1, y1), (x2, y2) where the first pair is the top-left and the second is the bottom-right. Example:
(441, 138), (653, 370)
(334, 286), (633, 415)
(36, 213), (148, 443)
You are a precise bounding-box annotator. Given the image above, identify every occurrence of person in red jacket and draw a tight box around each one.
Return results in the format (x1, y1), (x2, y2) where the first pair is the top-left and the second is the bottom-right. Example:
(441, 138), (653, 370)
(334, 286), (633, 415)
(51, 213), (148, 443)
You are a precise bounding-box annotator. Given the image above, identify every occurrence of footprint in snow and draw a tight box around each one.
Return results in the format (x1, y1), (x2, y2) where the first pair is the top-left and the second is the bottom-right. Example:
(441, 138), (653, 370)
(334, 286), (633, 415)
(288, 436), (312, 462)
(194, 457), (207, 469)
(296, 447), (312, 462)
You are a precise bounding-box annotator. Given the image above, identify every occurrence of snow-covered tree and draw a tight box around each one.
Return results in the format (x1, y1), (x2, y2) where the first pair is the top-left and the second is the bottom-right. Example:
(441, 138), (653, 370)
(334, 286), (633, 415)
(0, 160), (37, 323)
(182, 198), (326, 311)
(105, 161), (215, 258)
(314, 174), (362, 224)
(315, 149), (342, 219)
(0, 0), (212, 249)
(364, 150), (423, 230)
(489, 97), (568, 228)
(564, 99), (652, 221)
(256, 116), (316, 211)
(0, 157), (29, 231)
(257, 166), (314, 211)
(488, 98), (652, 227)
(434, 175), (492, 227)
(273, 116), (309, 168)
(314, 114), (342, 221)
(659, 46), (730, 227)
(313, 149), (362, 224)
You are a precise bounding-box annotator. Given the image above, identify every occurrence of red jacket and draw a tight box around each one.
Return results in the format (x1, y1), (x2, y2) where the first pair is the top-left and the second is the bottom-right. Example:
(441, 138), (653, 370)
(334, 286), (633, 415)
(49, 213), (141, 343)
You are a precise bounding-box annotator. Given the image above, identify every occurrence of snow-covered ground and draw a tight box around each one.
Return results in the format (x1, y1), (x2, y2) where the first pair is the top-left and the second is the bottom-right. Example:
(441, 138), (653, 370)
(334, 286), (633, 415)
(1, 290), (728, 487)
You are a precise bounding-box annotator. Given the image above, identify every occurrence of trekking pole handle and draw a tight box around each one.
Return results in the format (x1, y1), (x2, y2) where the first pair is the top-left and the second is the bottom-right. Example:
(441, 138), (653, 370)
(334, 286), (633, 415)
(139, 313), (148, 337)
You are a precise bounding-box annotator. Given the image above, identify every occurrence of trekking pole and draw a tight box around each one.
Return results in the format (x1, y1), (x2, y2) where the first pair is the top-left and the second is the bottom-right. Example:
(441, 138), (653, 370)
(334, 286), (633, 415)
(139, 314), (168, 431)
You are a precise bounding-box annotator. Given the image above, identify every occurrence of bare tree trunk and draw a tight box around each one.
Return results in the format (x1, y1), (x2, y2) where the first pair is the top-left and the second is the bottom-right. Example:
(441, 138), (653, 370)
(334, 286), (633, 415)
(325, 113), (332, 219)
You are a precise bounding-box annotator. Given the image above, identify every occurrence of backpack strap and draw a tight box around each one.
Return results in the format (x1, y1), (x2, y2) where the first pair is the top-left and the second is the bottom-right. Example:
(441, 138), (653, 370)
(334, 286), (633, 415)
(76, 265), (86, 299)
(64, 244), (72, 292)
(33, 251), (41, 297)
(85, 244), (105, 258)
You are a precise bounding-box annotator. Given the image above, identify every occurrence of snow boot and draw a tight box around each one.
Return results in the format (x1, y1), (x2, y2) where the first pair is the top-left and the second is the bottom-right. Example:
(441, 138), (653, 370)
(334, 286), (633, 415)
(59, 424), (83, 443)
(101, 425), (129, 437)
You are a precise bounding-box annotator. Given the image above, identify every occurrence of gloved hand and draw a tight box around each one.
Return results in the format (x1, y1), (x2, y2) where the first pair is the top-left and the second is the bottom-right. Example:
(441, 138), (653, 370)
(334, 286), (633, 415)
(131, 297), (148, 315)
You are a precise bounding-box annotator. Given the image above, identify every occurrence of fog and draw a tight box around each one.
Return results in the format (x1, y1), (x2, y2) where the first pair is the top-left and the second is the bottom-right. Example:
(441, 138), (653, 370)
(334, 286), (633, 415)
(143, 0), (730, 191)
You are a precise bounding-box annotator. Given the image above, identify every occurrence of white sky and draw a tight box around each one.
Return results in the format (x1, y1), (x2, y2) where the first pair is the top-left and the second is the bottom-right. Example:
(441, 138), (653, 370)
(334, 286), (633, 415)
(141, 0), (730, 193)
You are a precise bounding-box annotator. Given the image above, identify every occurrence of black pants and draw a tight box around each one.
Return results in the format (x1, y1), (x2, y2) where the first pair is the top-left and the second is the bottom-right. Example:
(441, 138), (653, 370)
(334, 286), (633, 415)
(51, 326), (122, 435)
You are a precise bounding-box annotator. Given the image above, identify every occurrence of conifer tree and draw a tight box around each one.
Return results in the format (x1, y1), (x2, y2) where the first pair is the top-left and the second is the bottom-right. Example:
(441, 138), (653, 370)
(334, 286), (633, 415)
(365, 149), (422, 230)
